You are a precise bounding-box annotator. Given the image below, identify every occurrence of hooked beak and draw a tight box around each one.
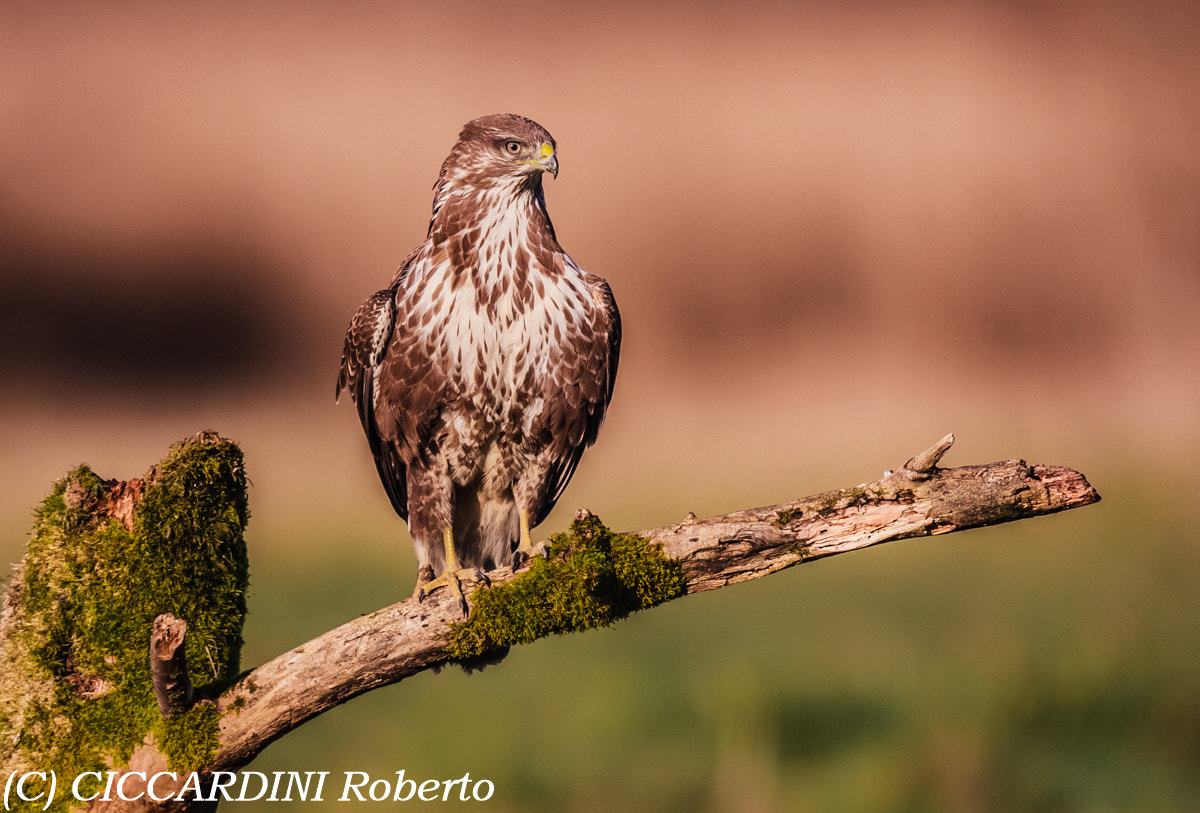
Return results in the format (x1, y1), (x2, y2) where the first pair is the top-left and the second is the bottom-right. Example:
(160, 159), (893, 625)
(519, 143), (558, 178)
(534, 142), (558, 178)
(541, 152), (559, 179)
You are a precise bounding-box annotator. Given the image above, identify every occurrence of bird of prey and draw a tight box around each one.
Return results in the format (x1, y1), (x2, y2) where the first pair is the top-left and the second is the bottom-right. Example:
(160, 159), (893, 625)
(337, 114), (621, 616)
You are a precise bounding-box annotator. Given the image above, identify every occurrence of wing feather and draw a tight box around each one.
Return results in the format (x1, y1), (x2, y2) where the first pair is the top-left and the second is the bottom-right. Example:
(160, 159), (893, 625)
(337, 286), (410, 518)
(529, 273), (621, 526)
(337, 247), (441, 521)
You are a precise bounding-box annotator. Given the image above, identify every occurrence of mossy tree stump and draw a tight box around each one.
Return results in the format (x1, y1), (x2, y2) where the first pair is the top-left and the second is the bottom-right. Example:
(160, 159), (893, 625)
(0, 432), (249, 812)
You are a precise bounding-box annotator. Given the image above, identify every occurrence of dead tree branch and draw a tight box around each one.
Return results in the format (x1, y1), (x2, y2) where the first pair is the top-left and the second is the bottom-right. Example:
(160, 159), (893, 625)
(209, 433), (1099, 771)
(0, 432), (1100, 812)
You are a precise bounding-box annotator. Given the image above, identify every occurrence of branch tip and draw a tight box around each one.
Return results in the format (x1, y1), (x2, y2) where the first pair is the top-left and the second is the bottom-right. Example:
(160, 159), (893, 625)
(901, 433), (956, 478)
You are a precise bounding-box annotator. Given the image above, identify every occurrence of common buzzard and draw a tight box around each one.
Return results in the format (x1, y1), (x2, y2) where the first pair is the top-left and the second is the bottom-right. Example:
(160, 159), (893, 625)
(338, 114), (621, 615)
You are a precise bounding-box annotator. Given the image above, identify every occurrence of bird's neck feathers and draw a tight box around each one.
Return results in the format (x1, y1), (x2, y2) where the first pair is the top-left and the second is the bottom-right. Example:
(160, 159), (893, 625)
(426, 175), (561, 277)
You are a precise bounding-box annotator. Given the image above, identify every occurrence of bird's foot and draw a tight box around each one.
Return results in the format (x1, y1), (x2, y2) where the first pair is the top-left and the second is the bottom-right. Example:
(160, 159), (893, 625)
(511, 541), (550, 571)
(415, 567), (490, 618)
(511, 509), (549, 571)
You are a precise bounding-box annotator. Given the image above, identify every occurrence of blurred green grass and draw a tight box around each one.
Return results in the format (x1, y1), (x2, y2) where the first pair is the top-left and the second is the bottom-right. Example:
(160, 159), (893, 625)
(231, 468), (1199, 812)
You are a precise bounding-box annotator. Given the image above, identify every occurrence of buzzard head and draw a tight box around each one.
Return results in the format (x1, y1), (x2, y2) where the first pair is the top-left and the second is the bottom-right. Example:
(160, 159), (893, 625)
(436, 113), (559, 194)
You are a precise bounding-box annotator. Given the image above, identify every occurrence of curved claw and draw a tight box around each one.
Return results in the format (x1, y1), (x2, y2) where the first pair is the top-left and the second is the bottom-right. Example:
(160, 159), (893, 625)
(511, 543), (550, 571)
(412, 529), (492, 619)
(414, 567), (480, 619)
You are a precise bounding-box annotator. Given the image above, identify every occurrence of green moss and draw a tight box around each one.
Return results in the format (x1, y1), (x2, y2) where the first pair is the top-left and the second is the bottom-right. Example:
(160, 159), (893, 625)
(445, 514), (687, 660)
(160, 702), (222, 771)
(0, 432), (250, 805)
(814, 485), (881, 514)
(773, 509), (800, 527)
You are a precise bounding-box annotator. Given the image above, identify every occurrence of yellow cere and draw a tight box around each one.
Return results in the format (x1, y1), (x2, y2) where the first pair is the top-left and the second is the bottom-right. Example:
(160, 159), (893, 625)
(540, 143), (554, 158)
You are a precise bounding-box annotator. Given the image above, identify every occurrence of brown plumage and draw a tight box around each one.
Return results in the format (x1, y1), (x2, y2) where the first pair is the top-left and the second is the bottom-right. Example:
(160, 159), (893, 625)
(337, 114), (620, 612)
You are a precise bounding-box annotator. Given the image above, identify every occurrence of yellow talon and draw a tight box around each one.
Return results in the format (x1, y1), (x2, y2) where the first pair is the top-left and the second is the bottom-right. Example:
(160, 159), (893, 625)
(415, 528), (485, 618)
(511, 509), (548, 569)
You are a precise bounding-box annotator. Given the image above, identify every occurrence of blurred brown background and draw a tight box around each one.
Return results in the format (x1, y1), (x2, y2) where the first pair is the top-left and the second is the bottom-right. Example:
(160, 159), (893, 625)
(2, 1), (1198, 810)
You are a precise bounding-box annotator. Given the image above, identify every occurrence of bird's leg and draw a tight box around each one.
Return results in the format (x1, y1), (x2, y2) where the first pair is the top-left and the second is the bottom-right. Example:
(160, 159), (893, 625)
(415, 528), (489, 618)
(511, 508), (550, 570)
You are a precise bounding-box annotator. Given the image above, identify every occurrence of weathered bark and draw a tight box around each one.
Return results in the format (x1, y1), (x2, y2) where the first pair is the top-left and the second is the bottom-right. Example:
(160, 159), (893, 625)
(150, 614), (196, 717)
(208, 433), (1099, 773)
(650, 433), (1098, 591)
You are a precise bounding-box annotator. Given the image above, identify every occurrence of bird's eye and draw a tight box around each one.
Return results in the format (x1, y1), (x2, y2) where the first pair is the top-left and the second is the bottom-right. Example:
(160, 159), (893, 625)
(504, 140), (522, 155)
